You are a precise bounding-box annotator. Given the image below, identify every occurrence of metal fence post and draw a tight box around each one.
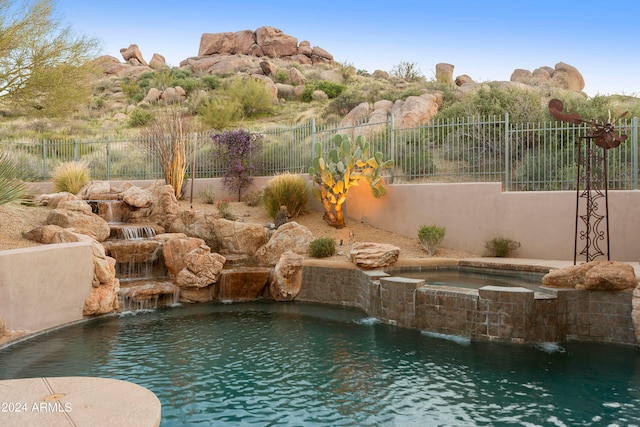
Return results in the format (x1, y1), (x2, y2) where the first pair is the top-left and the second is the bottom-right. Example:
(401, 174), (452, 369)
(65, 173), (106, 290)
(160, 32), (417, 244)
(389, 113), (395, 165)
(633, 117), (638, 190)
(504, 112), (510, 191)
(310, 117), (316, 148)
(42, 139), (48, 180)
(106, 136), (111, 181)
(73, 138), (79, 161)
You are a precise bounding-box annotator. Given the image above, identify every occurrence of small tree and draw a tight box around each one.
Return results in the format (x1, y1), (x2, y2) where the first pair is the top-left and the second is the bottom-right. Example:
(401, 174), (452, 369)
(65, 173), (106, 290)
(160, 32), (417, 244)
(142, 110), (192, 199)
(212, 129), (263, 201)
(390, 61), (424, 82)
(308, 134), (393, 228)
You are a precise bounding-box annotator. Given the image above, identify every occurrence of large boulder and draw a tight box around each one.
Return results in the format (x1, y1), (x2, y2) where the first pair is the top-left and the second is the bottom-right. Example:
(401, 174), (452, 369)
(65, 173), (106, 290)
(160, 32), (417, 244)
(24, 224), (68, 244)
(126, 181), (179, 230)
(542, 261), (637, 290)
(435, 63), (454, 84)
(255, 26), (298, 57)
(172, 211), (267, 256)
(174, 245), (226, 288)
(120, 44), (148, 66)
(391, 92), (442, 128)
(46, 209), (111, 242)
(162, 235), (207, 278)
(77, 181), (114, 200)
(123, 186), (153, 208)
(269, 251), (304, 301)
(149, 53), (167, 70)
(254, 222), (313, 266)
(552, 62), (585, 91)
(83, 277), (120, 316)
(349, 242), (400, 269)
(34, 192), (78, 208)
(217, 267), (271, 301)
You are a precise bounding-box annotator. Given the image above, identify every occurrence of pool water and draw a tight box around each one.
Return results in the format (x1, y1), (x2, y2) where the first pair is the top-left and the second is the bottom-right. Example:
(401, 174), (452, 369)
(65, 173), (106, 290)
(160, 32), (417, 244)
(395, 267), (545, 291)
(1, 302), (639, 426)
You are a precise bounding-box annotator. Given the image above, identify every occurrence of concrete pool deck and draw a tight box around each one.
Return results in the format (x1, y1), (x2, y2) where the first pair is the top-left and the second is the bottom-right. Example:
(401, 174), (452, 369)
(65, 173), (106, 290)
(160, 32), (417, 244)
(0, 377), (161, 427)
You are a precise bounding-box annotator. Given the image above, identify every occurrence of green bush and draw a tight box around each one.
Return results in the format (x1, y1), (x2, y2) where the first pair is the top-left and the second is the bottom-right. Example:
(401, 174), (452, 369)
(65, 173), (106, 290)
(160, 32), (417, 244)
(201, 75), (221, 90)
(226, 77), (274, 117)
(417, 224), (446, 256)
(275, 69), (289, 84)
(52, 160), (90, 194)
(128, 107), (155, 127)
(323, 88), (367, 117)
(309, 237), (336, 258)
(301, 81), (345, 102)
(199, 186), (216, 204)
(198, 96), (241, 130)
(263, 173), (309, 218)
(484, 237), (521, 257)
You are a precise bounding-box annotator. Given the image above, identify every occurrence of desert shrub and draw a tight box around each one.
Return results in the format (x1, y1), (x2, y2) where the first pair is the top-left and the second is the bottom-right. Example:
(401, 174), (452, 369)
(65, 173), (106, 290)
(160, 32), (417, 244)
(263, 173), (309, 218)
(121, 78), (146, 103)
(198, 96), (242, 130)
(275, 69), (289, 84)
(226, 77), (274, 117)
(323, 88), (367, 117)
(216, 199), (234, 220)
(172, 77), (203, 95)
(128, 107), (155, 127)
(390, 61), (424, 82)
(199, 186), (216, 204)
(484, 237), (521, 257)
(0, 151), (27, 205)
(211, 129), (263, 201)
(52, 160), (90, 194)
(201, 75), (221, 90)
(417, 224), (446, 256)
(309, 237), (336, 258)
(301, 81), (345, 102)
(242, 189), (263, 207)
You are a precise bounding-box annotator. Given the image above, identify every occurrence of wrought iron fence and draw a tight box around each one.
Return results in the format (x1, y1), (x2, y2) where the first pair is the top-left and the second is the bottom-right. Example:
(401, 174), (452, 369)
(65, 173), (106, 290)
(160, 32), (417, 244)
(1, 114), (638, 191)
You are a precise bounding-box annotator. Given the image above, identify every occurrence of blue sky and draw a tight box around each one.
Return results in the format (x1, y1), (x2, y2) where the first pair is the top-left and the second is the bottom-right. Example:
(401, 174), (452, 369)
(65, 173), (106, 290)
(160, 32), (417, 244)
(56, 0), (640, 97)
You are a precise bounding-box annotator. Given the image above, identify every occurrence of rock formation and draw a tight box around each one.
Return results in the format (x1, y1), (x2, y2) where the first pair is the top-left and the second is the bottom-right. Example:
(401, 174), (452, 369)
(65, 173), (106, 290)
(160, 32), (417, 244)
(254, 222), (314, 266)
(349, 242), (400, 269)
(510, 62), (585, 91)
(269, 251), (304, 301)
(542, 261), (637, 291)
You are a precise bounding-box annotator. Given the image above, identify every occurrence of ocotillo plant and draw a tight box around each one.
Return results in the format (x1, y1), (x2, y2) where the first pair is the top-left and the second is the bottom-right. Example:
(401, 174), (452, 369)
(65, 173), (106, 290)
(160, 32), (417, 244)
(308, 134), (393, 228)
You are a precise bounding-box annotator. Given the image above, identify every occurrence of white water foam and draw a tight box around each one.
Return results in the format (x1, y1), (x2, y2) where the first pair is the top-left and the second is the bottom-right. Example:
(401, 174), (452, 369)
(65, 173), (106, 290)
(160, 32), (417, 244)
(535, 342), (566, 354)
(421, 331), (471, 346)
(356, 317), (379, 325)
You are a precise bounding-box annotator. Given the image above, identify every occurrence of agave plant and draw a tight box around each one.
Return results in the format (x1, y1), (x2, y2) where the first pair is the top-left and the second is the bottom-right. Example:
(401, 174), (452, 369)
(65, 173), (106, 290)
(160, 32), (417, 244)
(0, 151), (26, 205)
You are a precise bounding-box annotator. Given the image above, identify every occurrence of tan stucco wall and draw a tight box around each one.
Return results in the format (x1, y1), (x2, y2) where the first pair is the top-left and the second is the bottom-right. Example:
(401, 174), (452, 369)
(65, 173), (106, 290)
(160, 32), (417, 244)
(0, 242), (94, 334)
(345, 182), (640, 262)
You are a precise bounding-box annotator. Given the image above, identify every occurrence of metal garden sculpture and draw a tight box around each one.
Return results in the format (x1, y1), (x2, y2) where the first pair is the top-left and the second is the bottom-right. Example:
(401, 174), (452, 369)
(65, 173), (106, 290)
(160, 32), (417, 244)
(548, 99), (628, 264)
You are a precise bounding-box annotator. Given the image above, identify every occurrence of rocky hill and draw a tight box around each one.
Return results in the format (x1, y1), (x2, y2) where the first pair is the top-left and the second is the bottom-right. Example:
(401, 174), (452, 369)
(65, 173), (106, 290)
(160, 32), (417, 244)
(2, 26), (637, 139)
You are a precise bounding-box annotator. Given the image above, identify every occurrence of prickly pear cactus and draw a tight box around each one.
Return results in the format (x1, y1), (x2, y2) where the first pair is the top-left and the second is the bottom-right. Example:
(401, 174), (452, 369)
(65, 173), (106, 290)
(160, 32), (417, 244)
(308, 134), (393, 228)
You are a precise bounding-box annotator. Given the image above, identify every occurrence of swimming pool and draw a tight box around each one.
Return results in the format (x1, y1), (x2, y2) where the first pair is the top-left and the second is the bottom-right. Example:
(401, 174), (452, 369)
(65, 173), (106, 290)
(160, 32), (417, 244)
(1, 302), (639, 426)
(390, 266), (545, 291)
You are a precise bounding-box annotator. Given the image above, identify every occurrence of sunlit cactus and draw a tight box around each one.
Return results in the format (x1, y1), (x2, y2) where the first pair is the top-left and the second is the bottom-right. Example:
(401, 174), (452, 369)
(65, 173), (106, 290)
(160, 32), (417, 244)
(308, 134), (393, 228)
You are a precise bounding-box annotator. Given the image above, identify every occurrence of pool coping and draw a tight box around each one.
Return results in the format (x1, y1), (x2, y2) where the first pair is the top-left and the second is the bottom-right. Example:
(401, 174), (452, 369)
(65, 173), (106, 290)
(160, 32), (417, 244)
(0, 377), (161, 427)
